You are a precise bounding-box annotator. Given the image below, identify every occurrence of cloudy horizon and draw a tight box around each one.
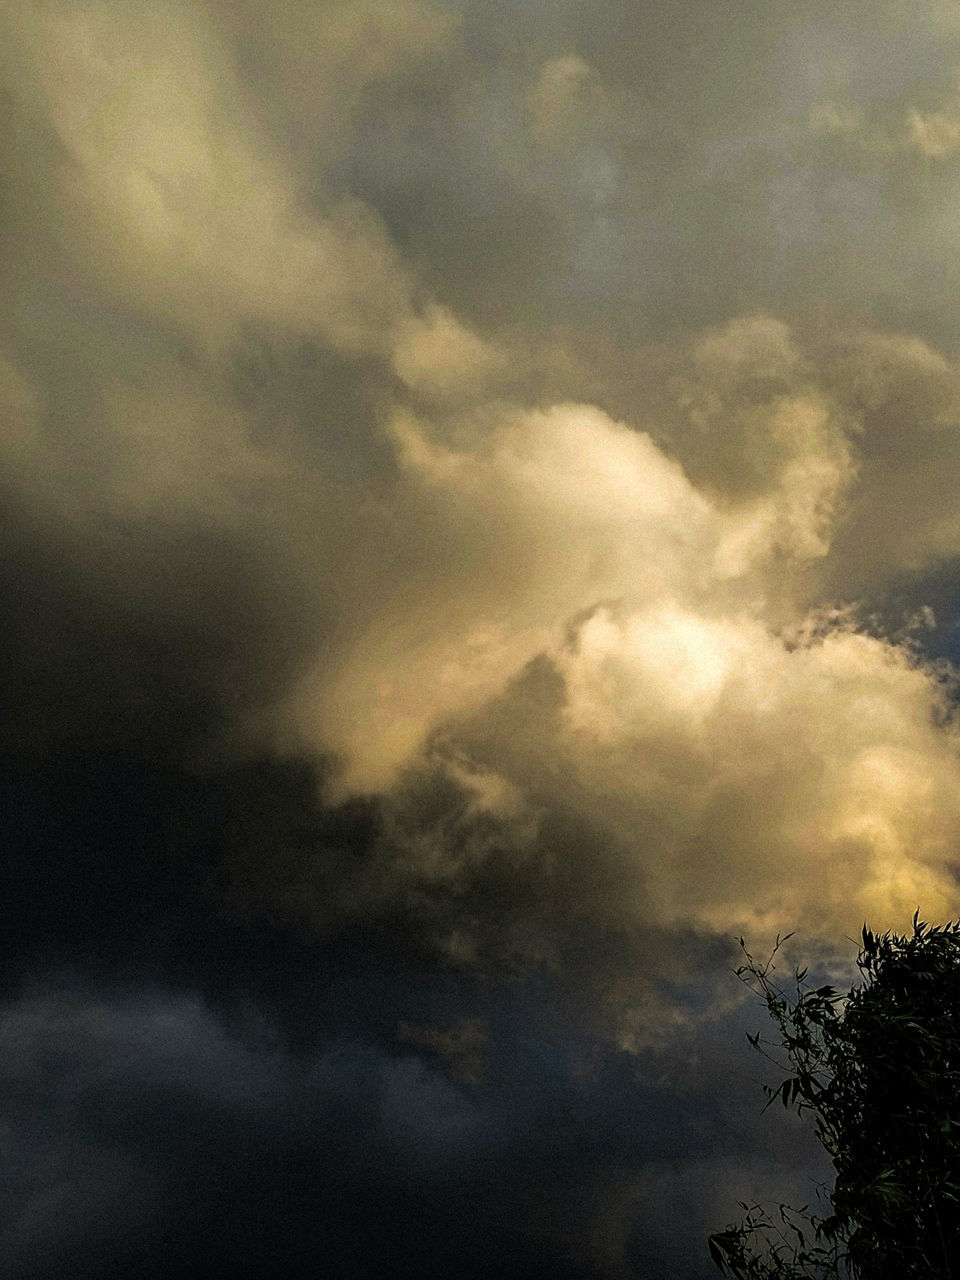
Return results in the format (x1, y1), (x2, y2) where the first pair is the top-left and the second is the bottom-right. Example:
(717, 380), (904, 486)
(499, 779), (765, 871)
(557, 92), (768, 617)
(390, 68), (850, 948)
(5, 2), (960, 1275)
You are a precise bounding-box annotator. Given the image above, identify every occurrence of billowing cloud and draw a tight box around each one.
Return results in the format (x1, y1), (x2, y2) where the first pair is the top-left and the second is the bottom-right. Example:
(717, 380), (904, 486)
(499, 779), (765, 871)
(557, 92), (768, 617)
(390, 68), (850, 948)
(6, 1), (960, 1275)
(0, 0), (493, 382)
(223, 308), (958, 994)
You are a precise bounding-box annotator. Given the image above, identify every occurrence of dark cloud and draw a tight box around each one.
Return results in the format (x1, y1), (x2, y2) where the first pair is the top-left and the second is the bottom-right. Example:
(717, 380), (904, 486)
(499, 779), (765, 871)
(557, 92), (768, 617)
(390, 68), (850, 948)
(0, 959), (826, 1280)
(5, 0), (960, 1276)
(0, 593), (810, 1279)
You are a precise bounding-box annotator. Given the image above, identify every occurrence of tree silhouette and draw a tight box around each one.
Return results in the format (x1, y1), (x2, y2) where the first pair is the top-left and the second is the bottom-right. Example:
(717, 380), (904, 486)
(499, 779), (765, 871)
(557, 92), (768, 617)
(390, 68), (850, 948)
(709, 914), (960, 1279)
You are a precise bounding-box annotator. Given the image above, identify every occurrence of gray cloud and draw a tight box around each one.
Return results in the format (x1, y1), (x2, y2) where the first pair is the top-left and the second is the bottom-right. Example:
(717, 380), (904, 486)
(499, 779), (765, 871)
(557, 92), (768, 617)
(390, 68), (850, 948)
(4, 1), (960, 1275)
(4, 0), (960, 1032)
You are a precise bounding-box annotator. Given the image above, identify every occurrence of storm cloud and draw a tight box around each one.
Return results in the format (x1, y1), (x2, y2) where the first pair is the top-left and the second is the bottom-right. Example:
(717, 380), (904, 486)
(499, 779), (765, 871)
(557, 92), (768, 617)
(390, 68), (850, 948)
(4, 1), (960, 1276)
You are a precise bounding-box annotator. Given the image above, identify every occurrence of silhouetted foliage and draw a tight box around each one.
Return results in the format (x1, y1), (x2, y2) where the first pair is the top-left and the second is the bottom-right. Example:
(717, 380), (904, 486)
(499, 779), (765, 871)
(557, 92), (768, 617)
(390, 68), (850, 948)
(709, 914), (960, 1279)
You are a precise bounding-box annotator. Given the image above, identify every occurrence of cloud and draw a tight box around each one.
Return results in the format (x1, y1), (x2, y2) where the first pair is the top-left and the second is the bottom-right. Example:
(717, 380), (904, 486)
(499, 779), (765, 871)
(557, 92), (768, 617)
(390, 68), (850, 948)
(526, 55), (606, 145)
(200, 311), (952, 1014)
(207, 0), (456, 167)
(808, 100), (865, 139)
(399, 1016), (488, 1084)
(0, 0), (498, 403)
(0, 0), (409, 354)
(0, 968), (804, 1280)
(280, 315), (857, 794)
(819, 326), (960, 589)
(392, 303), (505, 399)
(909, 105), (960, 156)
(284, 398), (715, 795)
(7, 2), (960, 1273)
(819, 71), (960, 162)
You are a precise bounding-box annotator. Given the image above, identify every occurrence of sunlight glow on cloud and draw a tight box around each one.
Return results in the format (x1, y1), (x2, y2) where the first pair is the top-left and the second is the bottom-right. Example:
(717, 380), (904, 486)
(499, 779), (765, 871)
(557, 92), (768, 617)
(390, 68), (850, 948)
(4, 0), (960, 997)
(12, 5), (960, 1272)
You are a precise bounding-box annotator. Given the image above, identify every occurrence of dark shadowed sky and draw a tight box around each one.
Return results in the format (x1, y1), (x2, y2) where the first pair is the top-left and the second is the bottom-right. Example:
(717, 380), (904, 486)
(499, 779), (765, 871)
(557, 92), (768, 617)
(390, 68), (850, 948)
(4, 1), (960, 1276)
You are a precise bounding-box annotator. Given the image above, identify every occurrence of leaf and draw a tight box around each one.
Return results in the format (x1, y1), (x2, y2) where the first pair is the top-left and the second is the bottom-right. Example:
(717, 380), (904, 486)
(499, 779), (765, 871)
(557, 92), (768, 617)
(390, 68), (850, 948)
(711, 917), (960, 1273)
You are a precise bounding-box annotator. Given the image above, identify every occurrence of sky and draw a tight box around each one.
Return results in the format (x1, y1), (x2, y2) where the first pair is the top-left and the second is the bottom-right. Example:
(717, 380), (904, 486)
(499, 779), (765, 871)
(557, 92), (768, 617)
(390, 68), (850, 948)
(5, 1), (960, 1276)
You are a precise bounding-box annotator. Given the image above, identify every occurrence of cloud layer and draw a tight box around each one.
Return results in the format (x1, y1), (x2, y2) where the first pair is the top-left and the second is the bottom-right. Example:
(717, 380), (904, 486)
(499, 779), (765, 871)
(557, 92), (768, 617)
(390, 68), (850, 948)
(5, 1), (960, 1276)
